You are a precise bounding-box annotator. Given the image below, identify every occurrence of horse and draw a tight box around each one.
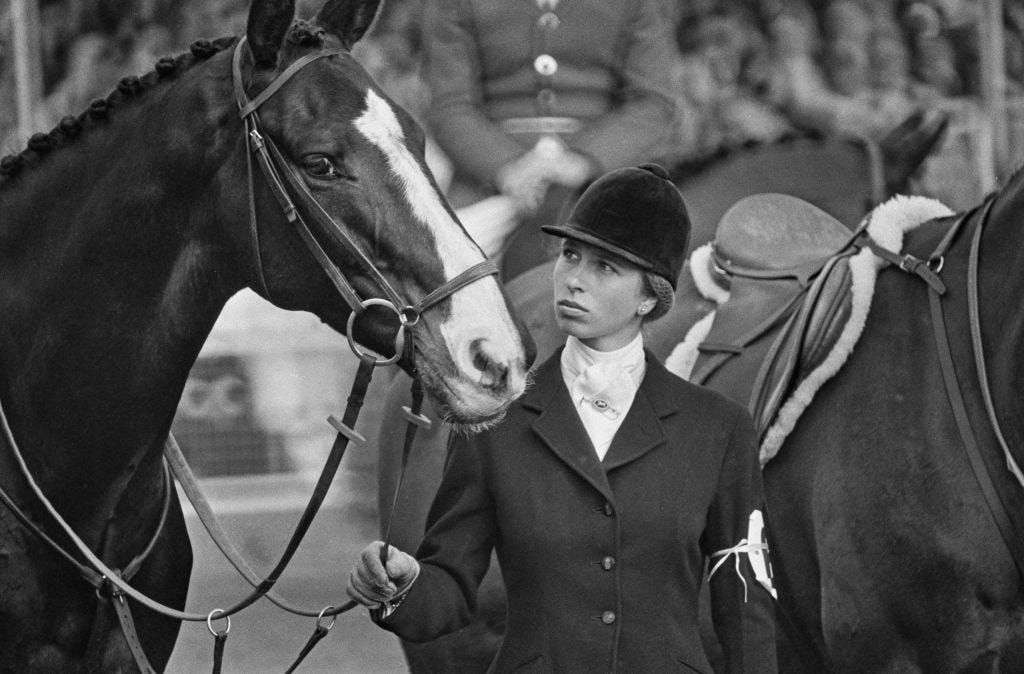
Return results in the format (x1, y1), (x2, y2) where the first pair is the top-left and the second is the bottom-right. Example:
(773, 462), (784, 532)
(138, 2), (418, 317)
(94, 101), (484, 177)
(734, 166), (1024, 670)
(0, 0), (534, 669)
(373, 133), (897, 672)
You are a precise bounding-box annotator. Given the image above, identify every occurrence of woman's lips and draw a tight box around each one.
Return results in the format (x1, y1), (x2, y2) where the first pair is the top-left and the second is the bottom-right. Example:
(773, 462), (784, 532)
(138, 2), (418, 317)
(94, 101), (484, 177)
(556, 299), (587, 316)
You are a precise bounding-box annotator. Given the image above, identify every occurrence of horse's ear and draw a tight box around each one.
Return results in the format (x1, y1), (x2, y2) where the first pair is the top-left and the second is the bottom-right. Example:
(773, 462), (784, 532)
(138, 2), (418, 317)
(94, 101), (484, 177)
(246, 0), (297, 68)
(314, 0), (382, 49)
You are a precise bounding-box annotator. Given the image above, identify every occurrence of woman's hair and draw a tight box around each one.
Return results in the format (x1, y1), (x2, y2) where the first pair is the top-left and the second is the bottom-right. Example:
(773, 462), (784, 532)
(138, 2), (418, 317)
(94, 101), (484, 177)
(642, 272), (675, 322)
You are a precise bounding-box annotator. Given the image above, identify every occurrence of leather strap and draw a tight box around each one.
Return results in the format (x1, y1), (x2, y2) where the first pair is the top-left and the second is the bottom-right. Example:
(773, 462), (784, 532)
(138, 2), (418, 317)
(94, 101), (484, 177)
(211, 632), (228, 674)
(926, 199), (1024, 580)
(109, 582), (158, 674)
(236, 49), (346, 119)
(165, 353), (377, 618)
(0, 454), (172, 592)
(284, 618), (333, 673)
(965, 201), (1024, 489)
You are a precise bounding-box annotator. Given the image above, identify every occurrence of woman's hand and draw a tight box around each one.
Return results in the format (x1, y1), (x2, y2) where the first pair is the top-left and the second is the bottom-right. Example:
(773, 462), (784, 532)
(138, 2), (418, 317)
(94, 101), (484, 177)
(346, 541), (420, 607)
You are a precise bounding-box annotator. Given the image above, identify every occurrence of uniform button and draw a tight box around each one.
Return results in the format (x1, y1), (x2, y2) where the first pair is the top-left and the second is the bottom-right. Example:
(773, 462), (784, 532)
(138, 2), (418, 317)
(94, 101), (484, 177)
(534, 54), (558, 76)
(603, 502), (614, 516)
(537, 88), (556, 108)
(601, 556), (616, 571)
(537, 12), (560, 30)
(601, 610), (616, 625)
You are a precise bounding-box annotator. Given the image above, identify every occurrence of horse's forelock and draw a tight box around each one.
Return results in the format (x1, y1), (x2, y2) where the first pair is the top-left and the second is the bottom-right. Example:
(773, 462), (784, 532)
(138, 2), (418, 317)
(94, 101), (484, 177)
(285, 19), (327, 48)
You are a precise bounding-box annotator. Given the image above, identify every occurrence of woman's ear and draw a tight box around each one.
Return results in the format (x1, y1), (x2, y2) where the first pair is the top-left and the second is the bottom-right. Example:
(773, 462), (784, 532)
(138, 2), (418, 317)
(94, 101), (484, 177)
(638, 298), (656, 316)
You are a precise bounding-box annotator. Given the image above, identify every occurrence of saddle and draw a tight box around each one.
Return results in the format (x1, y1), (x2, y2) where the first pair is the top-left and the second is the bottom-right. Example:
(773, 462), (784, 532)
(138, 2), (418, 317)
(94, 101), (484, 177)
(689, 194), (858, 440)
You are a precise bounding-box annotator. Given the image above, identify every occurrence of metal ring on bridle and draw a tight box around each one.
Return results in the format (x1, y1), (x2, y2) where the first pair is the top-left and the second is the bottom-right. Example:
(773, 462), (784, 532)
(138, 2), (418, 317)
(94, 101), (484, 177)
(345, 298), (408, 367)
(929, 256), (945, 274)
(317, 605), (337, 630)
(207, 608), (231, 636)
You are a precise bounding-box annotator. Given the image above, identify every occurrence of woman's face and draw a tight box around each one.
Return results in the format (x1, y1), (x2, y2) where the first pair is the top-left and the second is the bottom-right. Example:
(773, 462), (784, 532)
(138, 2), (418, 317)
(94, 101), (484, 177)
(552, 239), (651, 352)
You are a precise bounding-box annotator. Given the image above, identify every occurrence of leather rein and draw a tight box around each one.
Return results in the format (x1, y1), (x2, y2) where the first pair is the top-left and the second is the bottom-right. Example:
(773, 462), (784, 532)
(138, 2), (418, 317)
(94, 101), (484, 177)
(0, 37), (497, 672)
(913, 197), (1024, 579)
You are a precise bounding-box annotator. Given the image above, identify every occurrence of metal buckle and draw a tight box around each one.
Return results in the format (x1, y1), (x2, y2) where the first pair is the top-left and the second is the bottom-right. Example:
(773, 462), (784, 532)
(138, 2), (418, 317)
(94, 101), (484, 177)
(898, 253), (922, 273)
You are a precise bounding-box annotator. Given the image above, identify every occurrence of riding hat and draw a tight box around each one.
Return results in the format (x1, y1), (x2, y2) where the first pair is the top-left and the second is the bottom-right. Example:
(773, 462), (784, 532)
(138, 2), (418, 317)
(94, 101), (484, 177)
(541, 163), (691, 290)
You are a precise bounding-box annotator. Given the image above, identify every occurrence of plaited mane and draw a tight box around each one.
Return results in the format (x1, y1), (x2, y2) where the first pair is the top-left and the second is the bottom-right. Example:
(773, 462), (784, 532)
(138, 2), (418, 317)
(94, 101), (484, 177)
(0, 15), (339, 186)
(0, 37), (239, 185)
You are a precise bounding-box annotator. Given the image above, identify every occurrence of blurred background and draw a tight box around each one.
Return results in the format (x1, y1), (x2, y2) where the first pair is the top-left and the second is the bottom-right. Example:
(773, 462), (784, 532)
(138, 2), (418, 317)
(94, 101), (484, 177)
(5, 0), (1021, 474)
(2, 0), (1023, 670)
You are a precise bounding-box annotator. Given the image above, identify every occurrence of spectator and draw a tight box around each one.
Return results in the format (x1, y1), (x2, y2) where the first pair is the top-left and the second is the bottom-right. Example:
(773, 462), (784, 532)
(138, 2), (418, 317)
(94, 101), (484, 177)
(419, 0), (677, 281)
(672, 2), (794, 154)
(757, 0), (950, 192)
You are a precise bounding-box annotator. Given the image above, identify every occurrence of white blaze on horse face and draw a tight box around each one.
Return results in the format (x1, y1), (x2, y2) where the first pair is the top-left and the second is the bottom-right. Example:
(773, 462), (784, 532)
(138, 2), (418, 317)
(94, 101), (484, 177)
(354, 91), (527, 406)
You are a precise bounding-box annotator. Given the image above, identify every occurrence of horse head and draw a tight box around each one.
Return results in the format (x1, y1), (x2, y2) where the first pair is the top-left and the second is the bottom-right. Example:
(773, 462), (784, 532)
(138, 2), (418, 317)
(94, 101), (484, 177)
(219, 0), (534, 425)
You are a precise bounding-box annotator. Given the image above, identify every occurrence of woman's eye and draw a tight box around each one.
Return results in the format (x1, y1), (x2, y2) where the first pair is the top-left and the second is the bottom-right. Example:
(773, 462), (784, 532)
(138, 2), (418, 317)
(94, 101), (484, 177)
(304, 156), (338, 178)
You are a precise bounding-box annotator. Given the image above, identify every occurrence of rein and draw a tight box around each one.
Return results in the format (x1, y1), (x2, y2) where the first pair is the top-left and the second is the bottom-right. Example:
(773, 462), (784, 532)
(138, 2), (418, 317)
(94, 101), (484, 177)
(921, 198), (1024, 581)
(0, 37), (498, 672)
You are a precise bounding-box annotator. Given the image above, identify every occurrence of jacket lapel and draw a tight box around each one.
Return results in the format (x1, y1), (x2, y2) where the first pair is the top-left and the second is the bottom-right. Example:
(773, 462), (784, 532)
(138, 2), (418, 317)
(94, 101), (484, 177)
(525, 351), (614, 501)
(602, 353), (675, 471)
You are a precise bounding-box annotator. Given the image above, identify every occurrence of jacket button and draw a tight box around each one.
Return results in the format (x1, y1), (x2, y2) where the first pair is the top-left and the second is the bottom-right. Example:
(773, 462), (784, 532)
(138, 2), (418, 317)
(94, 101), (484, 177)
(534, 54), (558, 76)
(601, 556), (616, 571)
(537, 12), (560, 30)
(601, 610), (616, 625)
(603, 502), (614, 516)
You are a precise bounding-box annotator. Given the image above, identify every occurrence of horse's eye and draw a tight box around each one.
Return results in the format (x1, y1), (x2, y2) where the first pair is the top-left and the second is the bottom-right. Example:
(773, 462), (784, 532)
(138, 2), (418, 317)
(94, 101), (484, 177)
(303, 155), (339, 178)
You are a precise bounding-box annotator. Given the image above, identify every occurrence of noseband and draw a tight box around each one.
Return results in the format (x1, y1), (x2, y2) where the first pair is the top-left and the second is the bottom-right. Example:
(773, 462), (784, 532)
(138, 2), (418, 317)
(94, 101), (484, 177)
(231, 37), (497, 366)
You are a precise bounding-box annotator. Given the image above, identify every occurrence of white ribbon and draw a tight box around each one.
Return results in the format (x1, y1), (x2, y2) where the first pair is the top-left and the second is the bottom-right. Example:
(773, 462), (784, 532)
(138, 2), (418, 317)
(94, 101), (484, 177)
(709, 539), (769, 603)
(708, 509), (777, 602)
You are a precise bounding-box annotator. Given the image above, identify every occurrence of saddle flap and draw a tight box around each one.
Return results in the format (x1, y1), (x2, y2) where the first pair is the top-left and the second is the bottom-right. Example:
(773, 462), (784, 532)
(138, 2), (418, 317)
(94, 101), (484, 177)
(714, 194), (854, 275)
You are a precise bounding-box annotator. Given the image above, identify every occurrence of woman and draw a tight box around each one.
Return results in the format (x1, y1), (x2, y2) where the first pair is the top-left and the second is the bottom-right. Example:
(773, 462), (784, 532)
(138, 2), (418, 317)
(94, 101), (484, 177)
(348, 164), (777, 673)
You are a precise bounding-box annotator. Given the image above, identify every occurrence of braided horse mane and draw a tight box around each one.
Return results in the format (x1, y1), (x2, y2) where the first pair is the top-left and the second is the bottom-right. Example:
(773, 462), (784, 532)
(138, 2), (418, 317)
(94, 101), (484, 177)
(0, 19), (333, 183)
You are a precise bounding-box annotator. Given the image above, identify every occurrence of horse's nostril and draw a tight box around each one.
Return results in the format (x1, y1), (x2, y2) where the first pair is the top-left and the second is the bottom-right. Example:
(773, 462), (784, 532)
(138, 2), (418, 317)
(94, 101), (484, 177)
(470, 338), (510, 390)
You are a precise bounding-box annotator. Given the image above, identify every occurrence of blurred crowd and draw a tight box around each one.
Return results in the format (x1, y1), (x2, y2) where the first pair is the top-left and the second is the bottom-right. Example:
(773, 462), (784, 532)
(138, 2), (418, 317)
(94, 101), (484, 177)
(2, 0), (1023, 169)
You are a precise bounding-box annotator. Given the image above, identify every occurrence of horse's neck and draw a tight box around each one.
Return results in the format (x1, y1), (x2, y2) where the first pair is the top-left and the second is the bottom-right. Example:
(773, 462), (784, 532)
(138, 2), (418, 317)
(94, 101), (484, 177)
(0, 57), (243, 516)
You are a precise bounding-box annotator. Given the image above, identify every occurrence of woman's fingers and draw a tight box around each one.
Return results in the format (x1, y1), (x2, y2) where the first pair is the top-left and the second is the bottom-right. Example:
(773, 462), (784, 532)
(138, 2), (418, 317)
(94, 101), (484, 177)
(347, 567), (385, 606)
(346, 541), (420, 610)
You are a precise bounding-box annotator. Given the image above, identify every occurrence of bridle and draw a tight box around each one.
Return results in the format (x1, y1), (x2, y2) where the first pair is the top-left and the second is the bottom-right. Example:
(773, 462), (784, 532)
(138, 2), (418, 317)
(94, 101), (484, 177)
(0, 37), (499, 673)
(231, 36), (498, 367)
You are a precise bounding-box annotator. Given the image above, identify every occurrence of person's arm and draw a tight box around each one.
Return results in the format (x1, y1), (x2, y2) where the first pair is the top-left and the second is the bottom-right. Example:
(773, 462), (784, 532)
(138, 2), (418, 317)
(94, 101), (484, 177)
(421, 0), (528, 186)
(347, 429), (498, 643)
(565, 0), (677, 173)
(701, 407), (778, 673)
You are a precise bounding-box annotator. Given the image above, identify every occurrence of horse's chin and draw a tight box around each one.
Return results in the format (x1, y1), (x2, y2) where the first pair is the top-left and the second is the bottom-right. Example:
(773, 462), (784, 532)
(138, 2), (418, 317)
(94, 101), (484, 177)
(418, 366), (522, 429)
(444, 408), (508, 435)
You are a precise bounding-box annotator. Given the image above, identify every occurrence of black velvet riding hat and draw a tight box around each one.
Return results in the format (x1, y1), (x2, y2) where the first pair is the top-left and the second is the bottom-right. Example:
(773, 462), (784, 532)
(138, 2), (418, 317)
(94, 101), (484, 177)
(541, 163), (691, 289)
